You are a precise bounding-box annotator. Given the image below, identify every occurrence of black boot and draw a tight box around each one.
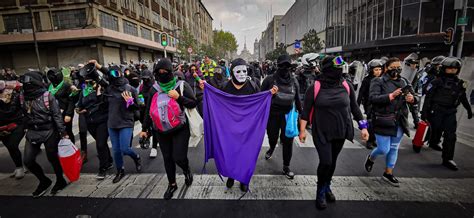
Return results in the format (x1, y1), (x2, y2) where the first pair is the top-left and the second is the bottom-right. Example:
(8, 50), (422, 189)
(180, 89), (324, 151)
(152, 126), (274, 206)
(184, 170), (193, 186)
(315, 185), (327, 210)
(50, 178), (68, 195)
(133, 155), (142, 172)
(164, 184), (178, 200)
(442, 160), (458, 171)
(364, 155), (374, 172)
(366, 141), (374, 150)
(265, 148), (274, 160)
(32, 178), (52, 198)
(240, 183), (248, 192)
(113, 168), (125, 183)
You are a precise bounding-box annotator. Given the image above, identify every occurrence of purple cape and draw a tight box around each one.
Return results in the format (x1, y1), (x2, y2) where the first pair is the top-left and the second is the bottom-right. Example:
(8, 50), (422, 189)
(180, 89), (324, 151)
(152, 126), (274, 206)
(203, 83), (272, 185)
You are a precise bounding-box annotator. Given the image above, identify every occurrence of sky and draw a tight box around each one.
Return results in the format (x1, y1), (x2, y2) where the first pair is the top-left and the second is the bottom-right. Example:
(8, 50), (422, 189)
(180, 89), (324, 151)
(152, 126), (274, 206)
(201, 0), (295, 55)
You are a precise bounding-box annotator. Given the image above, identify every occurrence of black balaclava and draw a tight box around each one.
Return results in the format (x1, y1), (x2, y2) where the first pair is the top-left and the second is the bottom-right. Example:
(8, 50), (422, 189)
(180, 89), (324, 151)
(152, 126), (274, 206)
(47, 68), (64, 86)
(276, 54), (292, 85)
(153, 58), (174, 83)
(230, 58), (248, 85)
(21, 71), (47, 100)
(320, 56), (343, 81)
(125, 70), (140, 88)
(140, 69), (155, 93)
(109, 65), (127, 90)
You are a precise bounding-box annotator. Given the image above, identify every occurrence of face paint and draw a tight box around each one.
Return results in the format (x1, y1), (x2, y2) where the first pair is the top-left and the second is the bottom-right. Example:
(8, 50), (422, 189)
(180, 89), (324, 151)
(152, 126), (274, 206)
(232, 65), (248, 83)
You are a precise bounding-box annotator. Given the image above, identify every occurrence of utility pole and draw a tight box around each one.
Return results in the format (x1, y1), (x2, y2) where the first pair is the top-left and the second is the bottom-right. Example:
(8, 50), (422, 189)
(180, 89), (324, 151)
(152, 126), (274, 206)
(28, 4), (41, 70)
(456, 0), (468, 58)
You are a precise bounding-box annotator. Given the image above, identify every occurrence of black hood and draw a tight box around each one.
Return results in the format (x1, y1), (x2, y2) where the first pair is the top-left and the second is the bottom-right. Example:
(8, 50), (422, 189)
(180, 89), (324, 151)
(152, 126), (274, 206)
(47, 68), (64, 85)
(21, 71), (47, 100)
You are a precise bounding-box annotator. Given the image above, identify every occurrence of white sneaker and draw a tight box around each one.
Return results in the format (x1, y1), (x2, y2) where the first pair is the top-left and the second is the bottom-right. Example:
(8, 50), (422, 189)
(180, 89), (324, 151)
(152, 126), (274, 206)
(149, 148), (158, 158)
(11, 167), (25, 180)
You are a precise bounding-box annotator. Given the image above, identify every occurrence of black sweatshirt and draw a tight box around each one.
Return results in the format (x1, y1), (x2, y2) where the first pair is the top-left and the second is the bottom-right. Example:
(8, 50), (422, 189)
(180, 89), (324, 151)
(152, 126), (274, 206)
(51, 82), (75, 117)
(0, 91), (24, 126)
(221, 80), (260, 95)
(301, 81), (364, 146)
(142, 81), (197, 132)
(261, 75), (302, 115)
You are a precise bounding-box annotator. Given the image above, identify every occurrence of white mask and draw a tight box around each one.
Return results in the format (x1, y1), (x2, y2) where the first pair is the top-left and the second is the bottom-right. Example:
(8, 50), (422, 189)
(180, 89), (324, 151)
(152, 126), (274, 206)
(232, 65), (248, 83)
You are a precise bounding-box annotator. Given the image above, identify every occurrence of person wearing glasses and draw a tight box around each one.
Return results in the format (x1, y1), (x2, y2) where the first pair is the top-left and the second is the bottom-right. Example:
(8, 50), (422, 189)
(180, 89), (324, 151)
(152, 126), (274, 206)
(88, 60), (142, 184)
(299, 55), (369, 210)
(364, 57), (417, 186)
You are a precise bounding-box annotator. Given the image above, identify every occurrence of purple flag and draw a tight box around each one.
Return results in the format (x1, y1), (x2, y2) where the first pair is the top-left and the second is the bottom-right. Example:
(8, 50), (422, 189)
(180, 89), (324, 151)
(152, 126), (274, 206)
(203, 83), (272, 185)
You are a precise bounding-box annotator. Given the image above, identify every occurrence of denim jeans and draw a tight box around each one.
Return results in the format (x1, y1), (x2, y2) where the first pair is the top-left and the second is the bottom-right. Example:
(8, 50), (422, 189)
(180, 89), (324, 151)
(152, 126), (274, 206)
(370, 127), (403, 169)
(108, 127), (138, 170)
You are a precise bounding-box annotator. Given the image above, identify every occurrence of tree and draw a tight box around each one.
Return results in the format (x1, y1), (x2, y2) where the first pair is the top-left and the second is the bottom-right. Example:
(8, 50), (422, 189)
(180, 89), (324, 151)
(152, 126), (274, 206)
(265, 43), (288, 61)
(302, 29), (323, 54)
(177, 28), (197, 61)
(212, 30), (238, 60)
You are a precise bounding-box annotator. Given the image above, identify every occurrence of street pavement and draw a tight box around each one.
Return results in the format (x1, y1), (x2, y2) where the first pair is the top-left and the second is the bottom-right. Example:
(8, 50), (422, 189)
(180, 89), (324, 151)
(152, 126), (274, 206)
(0, 117), (474, 217)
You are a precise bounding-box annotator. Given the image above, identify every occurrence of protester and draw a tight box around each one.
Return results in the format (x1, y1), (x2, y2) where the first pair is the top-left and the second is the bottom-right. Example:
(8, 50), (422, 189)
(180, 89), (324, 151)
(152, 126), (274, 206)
(140, 58), (197, 200)
(421, 57), (473, 170)
(0, 75), (26, 179)
(71, 64), (89, 162)
(364, 57), (417, 187)
(88, 60), (142, 183)
(261, 54), (302, 179)
(20, 71), (69, 197)
(299, 55), (369, 210)
(185, 64), (204, 116)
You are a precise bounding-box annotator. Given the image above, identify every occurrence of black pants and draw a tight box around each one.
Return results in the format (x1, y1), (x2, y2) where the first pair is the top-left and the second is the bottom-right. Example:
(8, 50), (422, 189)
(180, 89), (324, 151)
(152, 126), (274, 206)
(429, 109), (457, 161)
(63, 114), (75, 144)
(87, 122), (113, 170)
(367, 119), (376, 144)
(24, 131), (64, 182)
(314, 139), (345, 186)
(156, 125), (190, 184)
(409, 103), (420, 125)
(79, 113), (88, 152)
(139, 109), (158, 149)
(0, 123), (25, 168)
(267, 113), (293, 166)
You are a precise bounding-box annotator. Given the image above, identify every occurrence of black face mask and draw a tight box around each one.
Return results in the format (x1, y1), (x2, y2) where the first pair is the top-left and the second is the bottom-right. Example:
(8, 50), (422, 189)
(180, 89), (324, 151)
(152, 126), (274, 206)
(387, 68), (401, 78)
(277, 67), (290, 78)
(129, 78), (140, 88)
(48, 73), (63, 85)
(157, 72), (174, 83)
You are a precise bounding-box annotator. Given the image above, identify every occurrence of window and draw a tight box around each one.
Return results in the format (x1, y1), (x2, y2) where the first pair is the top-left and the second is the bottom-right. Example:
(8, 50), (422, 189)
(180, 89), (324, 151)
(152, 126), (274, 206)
(385, 0), (393, 38)
(52, 9), (87, 30)
(419, 1), (442, 33)
(152, 12), (160, 24)
(100, 11), (119, 31)
(442, 0), (456, 31)
(3, 13), (33, 33)
(138, 3), (144, 17)
(154, 31), (161, 43)
(121, 0), (130, 9)
(141, 27), (152, 40)
(401, 2), (419, 35)
(123, 20), (138, 36)
(377, 0), (384, 39)
(393, 0), (401, 37)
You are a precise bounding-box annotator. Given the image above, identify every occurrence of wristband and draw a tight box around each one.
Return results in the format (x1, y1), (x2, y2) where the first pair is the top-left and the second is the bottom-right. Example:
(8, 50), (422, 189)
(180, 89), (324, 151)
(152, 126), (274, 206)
(126, 98), (134, 108)
(194, 76), (201, 82)
(358, 120), (368, 130)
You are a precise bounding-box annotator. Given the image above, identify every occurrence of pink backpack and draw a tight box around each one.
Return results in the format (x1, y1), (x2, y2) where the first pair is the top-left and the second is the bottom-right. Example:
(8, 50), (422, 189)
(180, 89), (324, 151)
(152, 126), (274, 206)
(149, 81), (186, 133)
(309, 80), (350, 124)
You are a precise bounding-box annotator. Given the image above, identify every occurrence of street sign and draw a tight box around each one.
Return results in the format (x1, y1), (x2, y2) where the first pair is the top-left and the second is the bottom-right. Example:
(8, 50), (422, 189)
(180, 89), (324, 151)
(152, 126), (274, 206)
(294, 40), (301, 49)
(444, 27), (455, 45)
(188, 47), (193, 54)
(457, 17), (468, 26)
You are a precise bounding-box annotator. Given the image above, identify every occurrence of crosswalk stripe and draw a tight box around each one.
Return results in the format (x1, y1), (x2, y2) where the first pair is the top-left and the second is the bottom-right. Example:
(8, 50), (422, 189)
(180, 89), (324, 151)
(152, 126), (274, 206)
(0, 173), (472, 203)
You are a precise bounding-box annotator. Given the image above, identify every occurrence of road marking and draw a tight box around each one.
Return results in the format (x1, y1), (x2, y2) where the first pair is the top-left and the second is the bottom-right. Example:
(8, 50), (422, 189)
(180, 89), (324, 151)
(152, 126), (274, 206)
(0, 173), (472, 203)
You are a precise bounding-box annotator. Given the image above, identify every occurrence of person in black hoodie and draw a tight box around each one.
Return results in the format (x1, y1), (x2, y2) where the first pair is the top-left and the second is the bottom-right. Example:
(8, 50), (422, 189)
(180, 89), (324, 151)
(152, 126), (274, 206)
(185, 64), (204, 116)
(20, 71), (69, 198)
(88, 60), (142, 184)
(76, 63), (114, 180)
(47, 68), (76, 144)
(299, 55), (369, 210)
(138, 69), (160, 158)
(140, 58), (197, 200)
(357, 59), (384, 149)
(261, 54), (303, 179)
(71, 65), (89, 162)
(0, 76), (26, 179)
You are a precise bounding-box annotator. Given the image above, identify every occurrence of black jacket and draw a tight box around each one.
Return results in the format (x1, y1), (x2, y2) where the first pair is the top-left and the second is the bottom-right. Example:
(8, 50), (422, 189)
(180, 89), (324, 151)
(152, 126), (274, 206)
(50, 82), (75, 117)
(142, 81), (197, 132)
(23, 92), (66, 135)
(369, 73), (417, 136)
(76, 89), (109, 125)
(357, 75), (375, 116)
(0, 91), (24, 126)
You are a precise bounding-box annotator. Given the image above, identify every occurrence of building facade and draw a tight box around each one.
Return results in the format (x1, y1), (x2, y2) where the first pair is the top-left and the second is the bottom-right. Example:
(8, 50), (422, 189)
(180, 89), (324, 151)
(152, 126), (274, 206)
(0, 0), (213, 72)
(258, 15), (283, 61)
(325, 0), (474, 59)
(277, 0), (327, 55)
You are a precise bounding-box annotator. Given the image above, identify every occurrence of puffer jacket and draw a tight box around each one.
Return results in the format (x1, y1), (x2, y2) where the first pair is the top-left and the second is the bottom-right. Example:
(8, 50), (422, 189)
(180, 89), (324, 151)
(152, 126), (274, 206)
(24, 91), (66, 135)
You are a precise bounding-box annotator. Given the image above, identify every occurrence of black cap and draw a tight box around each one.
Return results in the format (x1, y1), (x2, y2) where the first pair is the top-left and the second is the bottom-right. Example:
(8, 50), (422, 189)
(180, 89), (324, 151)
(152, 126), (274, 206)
(277, 54), (291, 67)
(141, 69), (153, 79)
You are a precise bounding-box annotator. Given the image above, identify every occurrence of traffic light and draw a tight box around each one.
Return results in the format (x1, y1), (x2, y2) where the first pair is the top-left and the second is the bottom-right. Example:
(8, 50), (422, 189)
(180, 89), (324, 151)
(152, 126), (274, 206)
(161, 33), (168, 47)
(444, 27), (454, 45)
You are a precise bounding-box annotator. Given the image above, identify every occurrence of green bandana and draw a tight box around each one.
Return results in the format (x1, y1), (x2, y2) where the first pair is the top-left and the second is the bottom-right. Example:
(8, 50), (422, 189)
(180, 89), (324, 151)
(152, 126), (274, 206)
(159, 77), (177, 93)
(82, 84), (94, 97)
(48, 81), (64, 96)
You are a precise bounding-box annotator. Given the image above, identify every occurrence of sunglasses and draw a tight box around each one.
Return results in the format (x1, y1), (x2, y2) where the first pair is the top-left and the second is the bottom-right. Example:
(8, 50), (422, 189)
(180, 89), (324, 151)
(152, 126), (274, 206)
(110, 70), (119, 78)
(332, 56), (346, 67)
